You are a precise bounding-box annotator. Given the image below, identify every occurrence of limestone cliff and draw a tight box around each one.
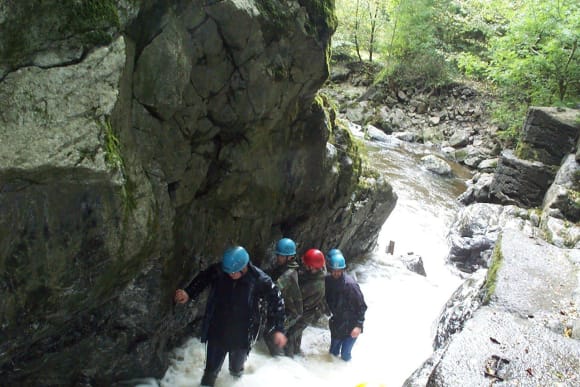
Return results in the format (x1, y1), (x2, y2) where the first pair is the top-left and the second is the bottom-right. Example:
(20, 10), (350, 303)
(0, 1), (395, 384)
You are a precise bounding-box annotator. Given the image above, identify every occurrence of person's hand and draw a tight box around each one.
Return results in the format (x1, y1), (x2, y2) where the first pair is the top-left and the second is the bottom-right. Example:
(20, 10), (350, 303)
(174, 289), (190, 304)
(272, 331), (287, 348)
(350, 326), (361, 338)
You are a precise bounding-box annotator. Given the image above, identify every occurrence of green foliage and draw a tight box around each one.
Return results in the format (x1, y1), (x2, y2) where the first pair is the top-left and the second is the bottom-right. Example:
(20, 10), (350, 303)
(455, 52), (488, 79)
(487, 0), (580, 105)
(104, 119), (123, 170)
(377, 0), (454, 88)
(378, 50), (451, 89)
(477, 0), (579, 144)
(334, 0), (579, 152)
(103, 119), (135, 215)
(334, 0), (389, 61)
(489, 99), (527, 147)
(67, 0), (120, 27)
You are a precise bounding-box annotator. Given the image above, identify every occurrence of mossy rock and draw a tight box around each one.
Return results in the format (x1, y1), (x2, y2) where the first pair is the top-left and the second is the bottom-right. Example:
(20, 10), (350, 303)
(1, 0), (122, 70)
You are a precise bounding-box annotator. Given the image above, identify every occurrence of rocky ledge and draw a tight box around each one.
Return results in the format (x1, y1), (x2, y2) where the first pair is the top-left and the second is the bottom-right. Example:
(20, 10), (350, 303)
(406, 227), (580, 386)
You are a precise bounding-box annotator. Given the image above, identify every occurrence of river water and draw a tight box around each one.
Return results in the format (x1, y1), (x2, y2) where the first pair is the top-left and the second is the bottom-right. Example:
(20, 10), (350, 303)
(138, 126), (472, 387)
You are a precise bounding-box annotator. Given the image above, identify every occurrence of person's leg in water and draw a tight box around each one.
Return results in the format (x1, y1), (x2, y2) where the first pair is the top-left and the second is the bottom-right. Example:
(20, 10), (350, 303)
(228, 348), (248, 377)
(294, 332), (303, 355)
(201, 341), (227, 386)
(285, 326), (300, 357)
(329, 336), (342, 357)
(338, 335), (357, 361)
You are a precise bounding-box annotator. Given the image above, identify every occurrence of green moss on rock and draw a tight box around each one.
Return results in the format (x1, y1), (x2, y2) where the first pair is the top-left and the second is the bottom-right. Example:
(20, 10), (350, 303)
(255, 0), (295, 42)
(254, 0), (337, 42)
(298, 0), (338, 40)
(483, 236), (503, 304)
(1, 0), (122, 69)
(62, 0), (121, 44)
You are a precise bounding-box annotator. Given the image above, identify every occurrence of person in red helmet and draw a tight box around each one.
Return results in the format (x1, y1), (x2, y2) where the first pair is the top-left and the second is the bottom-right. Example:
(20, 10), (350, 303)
(286, 248), (327, 356)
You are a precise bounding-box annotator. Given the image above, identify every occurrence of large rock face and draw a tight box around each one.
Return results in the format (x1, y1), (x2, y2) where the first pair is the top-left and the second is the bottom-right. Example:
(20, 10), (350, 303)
(489, 107), (580, 208)
(405, 229), (580, 386)
(429, 230), (580, 386)
(0, 1), (395, 384)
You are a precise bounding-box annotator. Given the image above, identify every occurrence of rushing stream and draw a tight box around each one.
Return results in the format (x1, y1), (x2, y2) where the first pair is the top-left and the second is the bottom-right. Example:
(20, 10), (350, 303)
(138, 126), (473, 387)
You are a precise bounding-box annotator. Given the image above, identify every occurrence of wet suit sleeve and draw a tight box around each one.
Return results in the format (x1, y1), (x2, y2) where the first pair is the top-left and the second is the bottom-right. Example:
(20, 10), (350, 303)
(260, 276), (286, 334)
(183, 263), (220, 300)
(279, 272), (303, 329)
(349, 281), (367, 331)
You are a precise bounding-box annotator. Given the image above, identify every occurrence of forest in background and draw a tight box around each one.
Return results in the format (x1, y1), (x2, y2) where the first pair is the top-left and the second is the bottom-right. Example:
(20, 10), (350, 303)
(332, 0), (579, 144)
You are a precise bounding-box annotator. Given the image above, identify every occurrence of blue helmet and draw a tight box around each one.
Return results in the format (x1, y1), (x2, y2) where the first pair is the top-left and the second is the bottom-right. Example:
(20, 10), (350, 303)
(328, 253), (346, 270)
(222, 246), (250, 273)
(327, 248), (342, 260)
(276, 238), (296, 256)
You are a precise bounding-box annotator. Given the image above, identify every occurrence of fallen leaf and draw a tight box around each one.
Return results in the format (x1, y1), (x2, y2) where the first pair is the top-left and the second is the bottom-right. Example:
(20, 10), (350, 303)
(490, 337), (501, 345)
(526, 368), (533, 376)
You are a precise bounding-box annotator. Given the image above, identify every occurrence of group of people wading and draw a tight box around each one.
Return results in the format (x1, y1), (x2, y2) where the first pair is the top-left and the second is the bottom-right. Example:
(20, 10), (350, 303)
(174, 238), (368, 387)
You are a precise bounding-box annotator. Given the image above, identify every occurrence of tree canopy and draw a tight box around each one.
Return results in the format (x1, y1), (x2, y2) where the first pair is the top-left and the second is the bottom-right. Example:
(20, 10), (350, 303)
(333, 0), (580, 139)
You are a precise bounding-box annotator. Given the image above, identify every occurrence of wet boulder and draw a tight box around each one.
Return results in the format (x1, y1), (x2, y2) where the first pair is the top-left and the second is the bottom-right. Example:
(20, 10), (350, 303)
(543, 154), (580, 223)
(421, 154), (452, 176)
(458, 172), (493, 205)
(518, 107), (580, 166)
(488, 107), (580, 208)
(432, 270), (487, 350)
(364, 124), (390, 143)
(477, 158), (498, 173)
(489, 149), (556, 207)
(445, 203), (535, 273)
(399, 253), (427, 276)
(446, 203), (503, 274)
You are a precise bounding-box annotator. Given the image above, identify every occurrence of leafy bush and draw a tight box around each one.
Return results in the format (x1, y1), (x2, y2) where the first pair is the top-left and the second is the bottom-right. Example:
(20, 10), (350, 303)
(377, 49), (451, 89)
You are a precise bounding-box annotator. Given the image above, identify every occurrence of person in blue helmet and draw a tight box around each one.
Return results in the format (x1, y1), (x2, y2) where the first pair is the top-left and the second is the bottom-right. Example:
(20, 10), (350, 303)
(264, 238), (303, 357)
(326, 248), (342, 269)
(174, 246), (287, 386)
(325, 253), (367, 361)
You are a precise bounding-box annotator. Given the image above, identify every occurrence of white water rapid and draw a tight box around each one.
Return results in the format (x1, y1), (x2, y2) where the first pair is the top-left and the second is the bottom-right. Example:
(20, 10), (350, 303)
(138, 127), (472, 387)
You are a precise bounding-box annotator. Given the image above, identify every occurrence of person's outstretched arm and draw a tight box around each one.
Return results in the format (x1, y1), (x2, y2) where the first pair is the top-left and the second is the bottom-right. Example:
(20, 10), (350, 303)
(174, 263), (219, 303)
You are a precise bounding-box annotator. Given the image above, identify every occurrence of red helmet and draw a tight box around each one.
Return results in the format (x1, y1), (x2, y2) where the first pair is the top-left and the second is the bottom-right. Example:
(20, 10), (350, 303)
(303, 249), (325, 269)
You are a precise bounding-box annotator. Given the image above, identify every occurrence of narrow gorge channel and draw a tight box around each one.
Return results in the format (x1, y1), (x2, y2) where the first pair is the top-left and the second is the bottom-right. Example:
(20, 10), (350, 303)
(139, 125), (473, 387)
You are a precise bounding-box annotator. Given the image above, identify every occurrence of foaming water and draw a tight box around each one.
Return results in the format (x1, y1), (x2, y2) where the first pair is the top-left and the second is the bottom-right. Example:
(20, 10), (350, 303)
(139, 134), (469, 387)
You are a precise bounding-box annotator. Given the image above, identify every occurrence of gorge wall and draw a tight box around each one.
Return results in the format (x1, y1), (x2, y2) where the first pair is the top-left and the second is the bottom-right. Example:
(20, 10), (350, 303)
(0, 1), (396, 384)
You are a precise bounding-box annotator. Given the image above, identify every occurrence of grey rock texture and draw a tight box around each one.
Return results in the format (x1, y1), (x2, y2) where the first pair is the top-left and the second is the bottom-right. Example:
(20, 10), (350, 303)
(488, 107), (580, 209)
(0, 1), (395, 385)
(420, 154), (453, 176)
(543, 154), (580, 223)
(490, 149), (557, 208)
(519, 107), (580, 166)
(407, 229), (580, 386)
(431, 229), (580, 386)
